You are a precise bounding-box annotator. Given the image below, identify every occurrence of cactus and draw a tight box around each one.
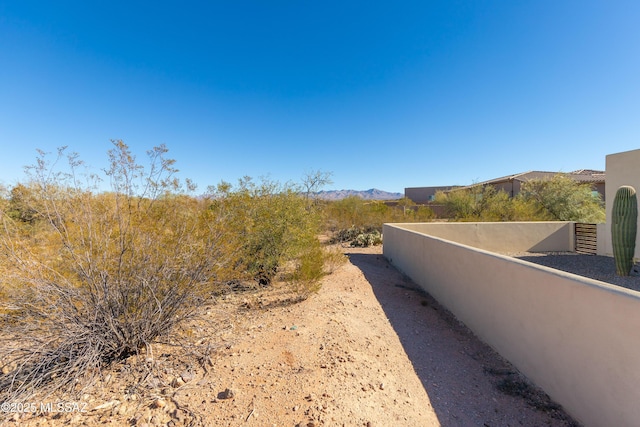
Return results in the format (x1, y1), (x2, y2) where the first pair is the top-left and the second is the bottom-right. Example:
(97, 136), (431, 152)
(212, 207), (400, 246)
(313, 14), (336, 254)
(611, 185), (638, 276)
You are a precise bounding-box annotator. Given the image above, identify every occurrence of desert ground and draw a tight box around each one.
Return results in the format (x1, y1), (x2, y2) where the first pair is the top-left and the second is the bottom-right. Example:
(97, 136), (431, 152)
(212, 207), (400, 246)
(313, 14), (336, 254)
(6, 244), (579, 427)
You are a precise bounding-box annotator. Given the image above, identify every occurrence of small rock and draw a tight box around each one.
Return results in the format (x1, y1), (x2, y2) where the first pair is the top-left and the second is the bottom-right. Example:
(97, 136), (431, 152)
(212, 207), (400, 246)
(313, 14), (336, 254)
(150, 398), (166, 409)
(180, 370), (195, 383)
(219, 388), (236, 399)
(171, 376), (186, 388)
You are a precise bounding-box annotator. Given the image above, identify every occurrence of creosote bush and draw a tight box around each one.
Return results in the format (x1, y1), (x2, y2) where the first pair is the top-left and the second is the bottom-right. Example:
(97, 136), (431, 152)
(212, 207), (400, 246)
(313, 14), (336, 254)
(0, 142), (235, 401)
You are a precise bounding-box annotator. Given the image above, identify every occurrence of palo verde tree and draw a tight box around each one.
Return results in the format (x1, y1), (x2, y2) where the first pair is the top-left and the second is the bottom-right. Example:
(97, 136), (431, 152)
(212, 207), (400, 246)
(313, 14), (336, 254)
(301, 169), (333, 206)
(518, 174), (605, 223)
(0, 141), (234, 401)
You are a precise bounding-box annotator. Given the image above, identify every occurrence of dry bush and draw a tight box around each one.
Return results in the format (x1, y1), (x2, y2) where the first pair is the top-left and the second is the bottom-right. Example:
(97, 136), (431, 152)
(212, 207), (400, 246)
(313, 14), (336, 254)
(322, 245), (348, 275)
(285, 244), (326, 298)
(0, 142), (235, 402)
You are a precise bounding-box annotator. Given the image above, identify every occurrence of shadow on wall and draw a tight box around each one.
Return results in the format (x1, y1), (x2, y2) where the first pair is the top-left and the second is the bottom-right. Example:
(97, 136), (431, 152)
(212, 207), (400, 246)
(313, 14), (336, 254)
(528, 228), (572, 252)
(345, 251), (579, 427)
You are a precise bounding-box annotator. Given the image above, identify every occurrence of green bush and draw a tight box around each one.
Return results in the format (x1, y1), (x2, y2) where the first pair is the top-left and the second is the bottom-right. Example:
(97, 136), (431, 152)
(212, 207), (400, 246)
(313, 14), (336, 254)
(518, 175), (605, 222)
(433, 175), (605, 223)
(322, 196), (435, 244)
(211, 177), (325, 290)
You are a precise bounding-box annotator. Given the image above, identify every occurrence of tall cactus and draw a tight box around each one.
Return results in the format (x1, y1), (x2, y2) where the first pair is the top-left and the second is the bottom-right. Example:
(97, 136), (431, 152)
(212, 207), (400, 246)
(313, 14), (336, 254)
(611, 185), (638, 276)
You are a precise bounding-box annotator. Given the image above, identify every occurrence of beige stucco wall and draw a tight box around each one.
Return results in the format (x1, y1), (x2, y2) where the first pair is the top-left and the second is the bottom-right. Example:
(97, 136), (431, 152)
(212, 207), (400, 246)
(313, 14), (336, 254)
(599, 148), (640, 257)
(383, 223), (640, 427)
(396, 221), (574, 253)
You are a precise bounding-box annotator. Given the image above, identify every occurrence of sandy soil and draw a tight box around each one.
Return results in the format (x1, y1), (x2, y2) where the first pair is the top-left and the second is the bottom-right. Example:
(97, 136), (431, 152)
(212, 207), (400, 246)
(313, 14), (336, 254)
(7, 245), (579, 427)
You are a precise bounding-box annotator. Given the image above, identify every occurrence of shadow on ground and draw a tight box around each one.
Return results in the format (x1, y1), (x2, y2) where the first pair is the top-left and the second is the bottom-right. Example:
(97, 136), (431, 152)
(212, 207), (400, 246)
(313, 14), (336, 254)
(346, 250), (580, 427)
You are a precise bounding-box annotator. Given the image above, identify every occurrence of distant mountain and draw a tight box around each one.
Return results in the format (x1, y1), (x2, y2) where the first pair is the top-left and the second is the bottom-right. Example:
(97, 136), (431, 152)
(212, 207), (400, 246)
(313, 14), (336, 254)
(313, 188), (403, 201)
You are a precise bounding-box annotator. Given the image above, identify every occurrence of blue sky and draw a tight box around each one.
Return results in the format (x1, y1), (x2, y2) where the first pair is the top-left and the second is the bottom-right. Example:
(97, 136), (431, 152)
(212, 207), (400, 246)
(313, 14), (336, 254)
(1, 1), (639, 194)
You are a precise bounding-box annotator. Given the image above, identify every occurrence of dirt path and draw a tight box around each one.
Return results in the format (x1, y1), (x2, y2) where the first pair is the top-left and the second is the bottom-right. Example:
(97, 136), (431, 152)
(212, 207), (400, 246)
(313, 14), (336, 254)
(10, 245), (579, 426)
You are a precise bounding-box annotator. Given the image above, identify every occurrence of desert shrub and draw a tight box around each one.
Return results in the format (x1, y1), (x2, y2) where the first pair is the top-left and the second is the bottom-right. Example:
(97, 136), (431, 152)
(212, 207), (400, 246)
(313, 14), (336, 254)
(350, 230), (383, 247)
(322, 196), (436, 239)
(414, 205), (437, 221)
(433, 175), (605, 223)
(332, 226), (362, 243)
(5, 183), (43, 225)
(323, 197), (382, 232)
(287, 244), (326, 297)
(434, 186), (515, 221)
(518, 175), (605, 222)
(210, 177), (326, 292)
(322, 246), (348, 274)
(285, 244), (348, 298)
(0, 142), (234, 401)
(330, 225), (379, 244)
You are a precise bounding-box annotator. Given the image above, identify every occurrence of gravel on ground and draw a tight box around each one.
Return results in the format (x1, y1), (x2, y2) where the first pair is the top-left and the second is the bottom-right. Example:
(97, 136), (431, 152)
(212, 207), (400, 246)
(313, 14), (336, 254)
(502, 251), (640, 292)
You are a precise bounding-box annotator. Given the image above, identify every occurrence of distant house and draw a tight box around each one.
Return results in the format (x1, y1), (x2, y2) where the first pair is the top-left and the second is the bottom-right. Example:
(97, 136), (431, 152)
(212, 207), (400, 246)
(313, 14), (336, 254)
(405, 170), (606, 203)
(404, 186), (461, 204)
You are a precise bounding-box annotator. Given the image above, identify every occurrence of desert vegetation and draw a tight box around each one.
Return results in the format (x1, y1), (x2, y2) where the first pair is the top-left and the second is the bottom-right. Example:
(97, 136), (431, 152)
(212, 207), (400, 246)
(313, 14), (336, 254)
(0, 141), (607, 411)
(0, 141), (344, 405)
(434, 175), (605, 223)
(322, 196), (435, 245)
(321, 174), (605, 246)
